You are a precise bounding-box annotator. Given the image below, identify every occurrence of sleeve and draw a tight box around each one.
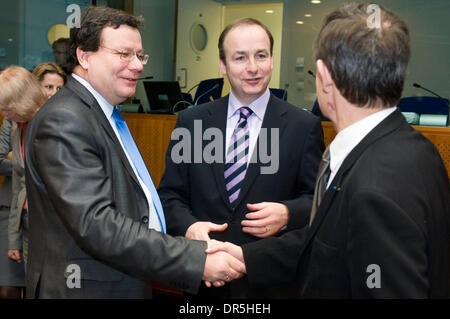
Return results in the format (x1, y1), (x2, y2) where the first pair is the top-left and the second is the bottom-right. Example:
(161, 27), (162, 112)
(282, 116), (325, 230)
(158, 113), (199, 236)
(243, 226), (308, 288)
(347, 190), (429, 298)
(0, 118), (13, 176)
(28, 107), (207, 294)
(8, 160), (22, 250)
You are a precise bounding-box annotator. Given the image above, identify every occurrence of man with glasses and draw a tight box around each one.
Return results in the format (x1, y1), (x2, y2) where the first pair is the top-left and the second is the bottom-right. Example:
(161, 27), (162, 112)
(24, 6), (244, 299)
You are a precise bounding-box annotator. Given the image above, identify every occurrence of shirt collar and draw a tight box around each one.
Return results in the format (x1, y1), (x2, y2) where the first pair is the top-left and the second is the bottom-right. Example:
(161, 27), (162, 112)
(329, 107), (396, 174)
(71, 73), (115, 119)
(227, 88), (270, 121)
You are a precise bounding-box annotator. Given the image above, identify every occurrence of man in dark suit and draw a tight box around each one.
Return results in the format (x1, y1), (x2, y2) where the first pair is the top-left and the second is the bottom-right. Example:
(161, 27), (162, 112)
(207, 3), (450, 298)
(24, 6), (244, 299)
(158, 18), (324, 298)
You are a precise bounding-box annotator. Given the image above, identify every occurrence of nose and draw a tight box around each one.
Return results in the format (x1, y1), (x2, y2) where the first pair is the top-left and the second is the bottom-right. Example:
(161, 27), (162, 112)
(246, 57), (258, 73)
(129, 54), (144, 73)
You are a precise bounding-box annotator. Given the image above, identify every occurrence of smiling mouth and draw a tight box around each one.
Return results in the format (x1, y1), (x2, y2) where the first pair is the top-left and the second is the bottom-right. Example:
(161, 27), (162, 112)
(244, 78), (262, 84)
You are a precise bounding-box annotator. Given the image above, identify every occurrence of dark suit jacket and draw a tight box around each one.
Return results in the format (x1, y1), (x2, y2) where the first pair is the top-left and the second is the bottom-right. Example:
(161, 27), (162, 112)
(243, 109), (450, 298)
(158, 94), (324, 297)
(24, 77), (207, 299)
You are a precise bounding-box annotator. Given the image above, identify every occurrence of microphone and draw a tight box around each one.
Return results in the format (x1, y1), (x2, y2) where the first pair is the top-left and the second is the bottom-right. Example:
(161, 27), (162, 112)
(138, 76), (154, 80)
(194, 84), (220, 106)
(413, 83), (446, 100)
(281, 83), (289, 101)
(413, 83), (449, 107)
(186, 83), (200, 95)
(307, 70), (315, 78)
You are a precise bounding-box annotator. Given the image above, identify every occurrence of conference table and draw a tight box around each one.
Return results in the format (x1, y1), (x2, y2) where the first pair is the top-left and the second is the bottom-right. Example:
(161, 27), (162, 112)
(121, 113), (450, 185)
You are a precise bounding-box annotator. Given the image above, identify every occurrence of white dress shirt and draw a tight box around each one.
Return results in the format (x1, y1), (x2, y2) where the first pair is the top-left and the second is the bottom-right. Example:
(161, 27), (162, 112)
(71, 74), (161, 231)
(225, 88), (270, 165)
(327, 107), (397, 189)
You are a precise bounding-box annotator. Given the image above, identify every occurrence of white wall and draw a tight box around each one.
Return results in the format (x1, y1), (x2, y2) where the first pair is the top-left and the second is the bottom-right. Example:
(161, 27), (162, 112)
(175, 0), (223, 97)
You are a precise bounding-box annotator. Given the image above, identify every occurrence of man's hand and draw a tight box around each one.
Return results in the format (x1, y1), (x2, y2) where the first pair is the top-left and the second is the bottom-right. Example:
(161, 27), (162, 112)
(241, 202), (289, 238)
(185, 222), (228, 241)
(205, 240), (244, 264)
(8, 249), (22, 263)
(202, 240), (245, 288)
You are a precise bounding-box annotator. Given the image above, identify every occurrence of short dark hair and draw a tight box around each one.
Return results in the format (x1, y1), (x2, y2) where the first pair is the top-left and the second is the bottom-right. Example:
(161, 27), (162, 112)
(218, 18), (274, 64)
(52, 37), (70, 50)
(68, 6), (144, 73)
(313, 2), (410, 108)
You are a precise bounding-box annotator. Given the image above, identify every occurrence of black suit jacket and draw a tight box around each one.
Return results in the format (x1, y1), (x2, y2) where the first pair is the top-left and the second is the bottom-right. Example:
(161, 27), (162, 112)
(243, 109), (450, 298)
(158, 94), (324, 297)
(24, 77), (207, 298)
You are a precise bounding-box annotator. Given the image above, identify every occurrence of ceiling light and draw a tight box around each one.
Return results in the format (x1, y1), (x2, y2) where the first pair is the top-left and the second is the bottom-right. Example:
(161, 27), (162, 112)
(304, 14), (312, 17)
(311, 0), (321, 4)
(265, 10), (274, 14)
(296, 21), (304, 25)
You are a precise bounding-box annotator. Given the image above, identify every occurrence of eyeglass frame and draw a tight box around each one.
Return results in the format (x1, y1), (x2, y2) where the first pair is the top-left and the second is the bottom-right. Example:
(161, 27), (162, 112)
(100, 46), (149, 65)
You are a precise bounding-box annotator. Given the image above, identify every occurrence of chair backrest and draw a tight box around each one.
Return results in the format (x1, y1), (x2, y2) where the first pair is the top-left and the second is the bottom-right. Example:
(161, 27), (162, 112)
(269, 88), (287, 101)
(311, 99), (330, 121)
(193, 78), (224, 105)
(397, 96), (449, 115)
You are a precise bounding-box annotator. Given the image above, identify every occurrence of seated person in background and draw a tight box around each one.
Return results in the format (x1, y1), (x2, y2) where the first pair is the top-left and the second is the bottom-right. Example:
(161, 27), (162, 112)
(32, 62), (66, 99)
(0, 66), (48, 274)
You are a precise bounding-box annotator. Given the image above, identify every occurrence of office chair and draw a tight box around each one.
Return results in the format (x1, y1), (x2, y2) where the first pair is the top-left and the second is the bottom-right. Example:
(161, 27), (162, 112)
(397, 96), (449, 115)
(183, 78), (224, 106)
(311, 99), (330, 121)
(269, 88), (288, 101)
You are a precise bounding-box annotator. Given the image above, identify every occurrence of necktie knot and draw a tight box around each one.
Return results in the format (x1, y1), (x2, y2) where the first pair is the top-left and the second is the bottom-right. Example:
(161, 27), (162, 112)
(239, 106), (253, 120)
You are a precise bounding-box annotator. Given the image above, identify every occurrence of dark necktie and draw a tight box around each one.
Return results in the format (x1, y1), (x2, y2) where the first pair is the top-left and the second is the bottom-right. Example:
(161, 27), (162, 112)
(224, 106), (253, 208)
(112, 107), (166, 233)
(309, 146), (331, 226)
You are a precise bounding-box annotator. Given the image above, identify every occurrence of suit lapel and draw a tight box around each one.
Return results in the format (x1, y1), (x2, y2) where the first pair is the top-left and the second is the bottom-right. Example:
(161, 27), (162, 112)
(234, 95), (289, 207)
(301, 109), (407, 252)
(65, 77), (141, 187)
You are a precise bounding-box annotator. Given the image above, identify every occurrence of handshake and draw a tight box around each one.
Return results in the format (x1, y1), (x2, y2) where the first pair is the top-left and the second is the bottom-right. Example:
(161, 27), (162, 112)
(202, 239), (245, 288)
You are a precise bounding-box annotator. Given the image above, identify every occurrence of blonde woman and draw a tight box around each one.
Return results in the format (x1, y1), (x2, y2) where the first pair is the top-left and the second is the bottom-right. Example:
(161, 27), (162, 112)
(0, 66), (47, 272)
(32, 62), (66, 99)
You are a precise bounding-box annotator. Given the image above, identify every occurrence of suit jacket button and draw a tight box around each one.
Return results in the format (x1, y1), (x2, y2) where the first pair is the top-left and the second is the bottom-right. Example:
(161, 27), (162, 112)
(141, 216), (149, 224)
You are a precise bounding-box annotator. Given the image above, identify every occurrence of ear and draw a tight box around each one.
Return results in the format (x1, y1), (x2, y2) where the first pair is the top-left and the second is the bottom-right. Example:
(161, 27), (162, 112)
(218, 58), (227, 76)
(316, 59), (333, 93)
(76, 47), (90, 70)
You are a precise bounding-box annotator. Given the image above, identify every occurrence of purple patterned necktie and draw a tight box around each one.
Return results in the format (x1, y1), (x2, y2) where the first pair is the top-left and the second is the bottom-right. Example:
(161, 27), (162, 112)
(224, 106), (253, 208)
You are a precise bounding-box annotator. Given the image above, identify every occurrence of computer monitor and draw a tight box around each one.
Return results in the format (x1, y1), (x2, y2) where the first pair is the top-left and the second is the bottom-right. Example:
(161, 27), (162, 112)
(143, 81), (183, 113)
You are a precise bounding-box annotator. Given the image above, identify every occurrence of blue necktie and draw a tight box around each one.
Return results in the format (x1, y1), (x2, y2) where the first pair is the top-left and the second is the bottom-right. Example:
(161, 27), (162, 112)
(112, 107), (166, 233)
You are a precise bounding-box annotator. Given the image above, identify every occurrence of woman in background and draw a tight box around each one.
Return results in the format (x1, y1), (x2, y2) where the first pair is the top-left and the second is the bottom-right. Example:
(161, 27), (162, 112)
(0, 116), (25, 299)
(0, 66), (47, 277)
(32, 62), (66, 99)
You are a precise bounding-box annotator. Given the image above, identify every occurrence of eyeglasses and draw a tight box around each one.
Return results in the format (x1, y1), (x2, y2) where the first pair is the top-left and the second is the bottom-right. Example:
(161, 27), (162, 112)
(100, 46), (149, 65)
